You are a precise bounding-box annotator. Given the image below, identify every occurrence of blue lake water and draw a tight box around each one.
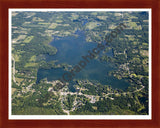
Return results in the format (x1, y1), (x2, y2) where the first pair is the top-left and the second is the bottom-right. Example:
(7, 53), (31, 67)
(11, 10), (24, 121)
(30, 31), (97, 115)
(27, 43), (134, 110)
(37, 31), (130, 91)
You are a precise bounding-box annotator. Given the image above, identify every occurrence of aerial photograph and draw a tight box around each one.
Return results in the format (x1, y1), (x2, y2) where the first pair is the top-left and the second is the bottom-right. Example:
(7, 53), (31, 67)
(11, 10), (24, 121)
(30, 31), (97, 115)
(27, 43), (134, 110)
(10, 9), (150, 117)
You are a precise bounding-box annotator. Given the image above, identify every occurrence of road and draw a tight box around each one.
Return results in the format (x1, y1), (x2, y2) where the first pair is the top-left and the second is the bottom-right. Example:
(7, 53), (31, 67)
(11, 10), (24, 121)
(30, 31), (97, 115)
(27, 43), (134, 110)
(12, 56), (16, 82)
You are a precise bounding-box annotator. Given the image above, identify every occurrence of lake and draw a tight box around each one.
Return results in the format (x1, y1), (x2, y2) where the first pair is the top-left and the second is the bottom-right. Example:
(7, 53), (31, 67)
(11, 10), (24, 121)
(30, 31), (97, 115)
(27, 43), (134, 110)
(37, 31), (130, 91)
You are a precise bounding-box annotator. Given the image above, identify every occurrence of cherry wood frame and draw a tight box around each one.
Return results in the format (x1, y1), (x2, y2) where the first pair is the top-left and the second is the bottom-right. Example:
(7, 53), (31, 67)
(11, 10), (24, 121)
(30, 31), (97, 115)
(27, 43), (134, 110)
(0, 0), (160, 128)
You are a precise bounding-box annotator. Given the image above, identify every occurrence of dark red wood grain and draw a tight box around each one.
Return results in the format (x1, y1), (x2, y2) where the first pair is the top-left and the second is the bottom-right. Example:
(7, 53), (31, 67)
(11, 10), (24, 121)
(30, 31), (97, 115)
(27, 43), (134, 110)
(0, 0), (160, 128)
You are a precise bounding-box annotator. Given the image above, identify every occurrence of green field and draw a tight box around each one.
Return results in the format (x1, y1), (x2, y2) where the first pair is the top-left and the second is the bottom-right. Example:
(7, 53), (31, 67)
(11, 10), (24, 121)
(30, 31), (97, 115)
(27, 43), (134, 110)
(23, 36), (34, 43)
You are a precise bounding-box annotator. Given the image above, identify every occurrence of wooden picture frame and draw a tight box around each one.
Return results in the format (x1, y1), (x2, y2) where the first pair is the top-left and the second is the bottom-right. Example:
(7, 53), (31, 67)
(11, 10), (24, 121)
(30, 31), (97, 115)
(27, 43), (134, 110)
(0, 0), (160, 127)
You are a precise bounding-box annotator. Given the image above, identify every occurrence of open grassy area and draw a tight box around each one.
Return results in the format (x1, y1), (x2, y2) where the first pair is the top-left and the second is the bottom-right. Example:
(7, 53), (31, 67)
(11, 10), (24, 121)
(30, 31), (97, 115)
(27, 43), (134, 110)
(129, 16), (138, 19)
(128, 22), (137, 28)
(128, 22), (142, 30)
(15, 77), (24, 84)
(142, 43), (148, 46)
(140, 50), (149, 57)
(114, 13), (122, 16)
(12, 88), (17, 95)
(71, 14), (79, 20)
(12, 12), (18, 16)
(18, 35), (27, 40)
(13, 54), (21, 62)
(38, 22), (50, 25)
(24, 62), (38, 68)
(142, 58), (148, 64)
(91, 12), (97, 15)
(32, 17), (44, 22)
(29, 55), (36, 62)
(97, 16), (108, 20)
(108, 24), (117, 29)
(86, 22), (100, 30)
(23, 36), (34, 43)
(56, 20), (63, 23)
(63, 31), (71, 35)
(49, 23), (58, 29)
